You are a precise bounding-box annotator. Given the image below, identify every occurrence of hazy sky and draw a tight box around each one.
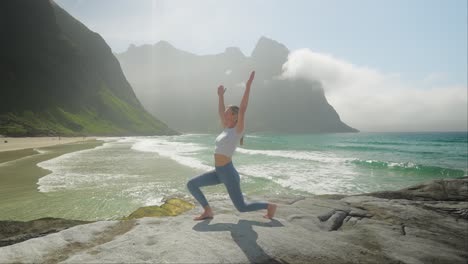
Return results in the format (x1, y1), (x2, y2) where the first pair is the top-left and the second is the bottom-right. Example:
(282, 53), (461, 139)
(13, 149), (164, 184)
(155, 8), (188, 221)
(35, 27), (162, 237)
(55, 0), (467, 132)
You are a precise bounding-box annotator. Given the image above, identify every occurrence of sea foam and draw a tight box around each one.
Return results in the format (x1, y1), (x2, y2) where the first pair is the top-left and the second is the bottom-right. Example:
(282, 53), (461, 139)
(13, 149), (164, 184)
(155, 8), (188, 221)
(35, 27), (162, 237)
(131, 137), (212, 171)
(37, 142), (115, 192)
(237, 147), (351, 163)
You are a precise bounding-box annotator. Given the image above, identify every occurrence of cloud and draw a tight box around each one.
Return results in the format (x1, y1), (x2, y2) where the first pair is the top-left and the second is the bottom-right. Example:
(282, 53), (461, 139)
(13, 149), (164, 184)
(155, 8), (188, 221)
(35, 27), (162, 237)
(281, 49), (467, 132)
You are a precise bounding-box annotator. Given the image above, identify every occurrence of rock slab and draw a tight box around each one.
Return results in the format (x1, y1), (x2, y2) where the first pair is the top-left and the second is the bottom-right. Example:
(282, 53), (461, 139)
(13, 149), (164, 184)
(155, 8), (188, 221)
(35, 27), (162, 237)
(0, 177), (467, 263)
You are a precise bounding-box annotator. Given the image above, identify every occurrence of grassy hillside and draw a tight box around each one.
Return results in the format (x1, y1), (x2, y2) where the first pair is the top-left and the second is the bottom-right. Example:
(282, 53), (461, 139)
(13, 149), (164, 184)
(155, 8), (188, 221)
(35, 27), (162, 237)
(0, 0), (177, 137)
(0, 86), (173, 136)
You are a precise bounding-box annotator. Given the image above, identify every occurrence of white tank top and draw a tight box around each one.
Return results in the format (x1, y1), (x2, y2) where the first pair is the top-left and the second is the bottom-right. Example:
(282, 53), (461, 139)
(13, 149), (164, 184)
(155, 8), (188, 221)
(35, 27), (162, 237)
(215, 127), (243, 157)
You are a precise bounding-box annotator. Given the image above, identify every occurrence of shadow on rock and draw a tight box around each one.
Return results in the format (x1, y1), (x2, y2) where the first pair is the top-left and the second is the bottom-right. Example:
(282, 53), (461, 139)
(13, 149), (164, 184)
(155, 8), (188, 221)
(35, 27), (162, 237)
(193, 219), (287, 264)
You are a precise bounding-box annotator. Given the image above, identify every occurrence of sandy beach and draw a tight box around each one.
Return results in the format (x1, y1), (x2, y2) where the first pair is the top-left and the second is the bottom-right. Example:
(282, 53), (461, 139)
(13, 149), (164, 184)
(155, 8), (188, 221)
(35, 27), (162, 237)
(0, 139), (104, 221)
(0, 137), (95, 153)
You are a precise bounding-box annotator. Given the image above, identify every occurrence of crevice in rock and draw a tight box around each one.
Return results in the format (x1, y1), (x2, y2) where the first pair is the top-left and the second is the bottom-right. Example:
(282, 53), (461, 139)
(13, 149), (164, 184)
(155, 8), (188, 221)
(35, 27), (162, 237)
(287, 196), (306, 205)
(317, 210), (336, 222)
(328, 211), (348, 231)
(317, 210), (347, 231)
(318, 208), (372, 231)
(400, 223), (406, 236)
(286, 214), (306, 222)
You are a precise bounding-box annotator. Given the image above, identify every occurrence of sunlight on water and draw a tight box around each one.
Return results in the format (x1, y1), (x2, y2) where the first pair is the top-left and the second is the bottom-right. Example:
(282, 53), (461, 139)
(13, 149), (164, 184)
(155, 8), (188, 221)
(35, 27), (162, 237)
(5, 132), (466, 221)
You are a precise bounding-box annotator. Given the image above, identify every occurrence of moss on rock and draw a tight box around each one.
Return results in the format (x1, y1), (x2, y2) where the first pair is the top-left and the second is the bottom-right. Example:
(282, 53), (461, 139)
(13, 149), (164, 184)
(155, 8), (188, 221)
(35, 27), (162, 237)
(124, 198), (195, 220)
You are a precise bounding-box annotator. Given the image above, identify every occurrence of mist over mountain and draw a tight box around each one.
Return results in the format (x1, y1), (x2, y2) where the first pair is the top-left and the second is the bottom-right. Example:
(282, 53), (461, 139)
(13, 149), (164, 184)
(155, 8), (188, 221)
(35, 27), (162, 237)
(0, 0), (176, 136)
(116, 37), (358, 133)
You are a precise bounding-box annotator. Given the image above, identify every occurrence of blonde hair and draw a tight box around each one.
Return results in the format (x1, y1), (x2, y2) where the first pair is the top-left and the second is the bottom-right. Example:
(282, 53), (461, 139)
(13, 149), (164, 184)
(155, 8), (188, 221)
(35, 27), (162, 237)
(227, 105), (244, 145)
(228, 105), (239, 115)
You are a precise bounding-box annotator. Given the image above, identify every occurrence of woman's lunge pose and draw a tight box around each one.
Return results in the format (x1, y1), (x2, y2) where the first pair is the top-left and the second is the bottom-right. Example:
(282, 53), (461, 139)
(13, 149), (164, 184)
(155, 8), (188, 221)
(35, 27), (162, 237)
(187, 71), (277, 221)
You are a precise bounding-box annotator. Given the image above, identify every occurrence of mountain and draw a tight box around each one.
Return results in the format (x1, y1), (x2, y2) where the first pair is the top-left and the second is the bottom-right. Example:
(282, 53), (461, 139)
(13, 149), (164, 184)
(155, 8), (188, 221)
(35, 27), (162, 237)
(116, 37), (358, 133)
(0, 0), (176, 136)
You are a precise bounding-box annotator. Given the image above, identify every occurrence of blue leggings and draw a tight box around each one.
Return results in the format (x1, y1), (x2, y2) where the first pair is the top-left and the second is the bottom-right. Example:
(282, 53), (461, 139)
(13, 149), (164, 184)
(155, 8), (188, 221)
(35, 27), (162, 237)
(187, 162), (268, 212)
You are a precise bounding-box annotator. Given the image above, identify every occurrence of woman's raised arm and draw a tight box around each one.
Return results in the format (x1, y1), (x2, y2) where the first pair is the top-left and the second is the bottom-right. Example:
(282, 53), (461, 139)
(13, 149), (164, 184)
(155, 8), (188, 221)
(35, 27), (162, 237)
(218, 85), (226, 127)
(237, 71), (255, 134)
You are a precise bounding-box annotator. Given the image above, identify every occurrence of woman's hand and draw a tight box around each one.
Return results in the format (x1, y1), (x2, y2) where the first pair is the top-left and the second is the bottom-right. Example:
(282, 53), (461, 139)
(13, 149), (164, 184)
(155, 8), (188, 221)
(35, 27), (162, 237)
(217, 85), (226, 96)
(246, 71), (255, 88)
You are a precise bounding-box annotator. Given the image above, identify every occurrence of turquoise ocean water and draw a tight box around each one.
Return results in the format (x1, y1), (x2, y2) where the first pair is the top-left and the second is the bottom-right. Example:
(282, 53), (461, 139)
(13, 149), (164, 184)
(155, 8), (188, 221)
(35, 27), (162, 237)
(6, 132), (467, 221)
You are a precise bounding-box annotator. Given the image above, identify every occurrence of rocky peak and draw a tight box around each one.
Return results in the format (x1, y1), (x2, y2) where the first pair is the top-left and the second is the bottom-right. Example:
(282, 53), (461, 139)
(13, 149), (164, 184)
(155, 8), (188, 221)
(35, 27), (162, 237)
(251, 36), (289, 60)
(250, 36), (290, 77)
(153, 40), (176, 51)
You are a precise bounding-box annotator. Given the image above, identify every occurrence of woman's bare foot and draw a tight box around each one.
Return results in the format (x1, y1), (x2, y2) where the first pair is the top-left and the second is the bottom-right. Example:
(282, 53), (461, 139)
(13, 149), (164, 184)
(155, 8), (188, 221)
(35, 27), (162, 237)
(263, 203), (277, 219)
(193, 213), (213, 221)
(193, 206), (214, 221)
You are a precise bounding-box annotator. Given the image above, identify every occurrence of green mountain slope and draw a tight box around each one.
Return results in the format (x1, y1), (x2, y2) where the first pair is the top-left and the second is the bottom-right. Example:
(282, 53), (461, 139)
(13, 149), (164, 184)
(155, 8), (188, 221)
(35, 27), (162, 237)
(0, 0), (176, 136)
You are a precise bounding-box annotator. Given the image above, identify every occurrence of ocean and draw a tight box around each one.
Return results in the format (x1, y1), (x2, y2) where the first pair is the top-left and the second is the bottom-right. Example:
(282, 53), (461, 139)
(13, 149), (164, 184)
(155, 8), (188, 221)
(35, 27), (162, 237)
(6, 132), (468, 221)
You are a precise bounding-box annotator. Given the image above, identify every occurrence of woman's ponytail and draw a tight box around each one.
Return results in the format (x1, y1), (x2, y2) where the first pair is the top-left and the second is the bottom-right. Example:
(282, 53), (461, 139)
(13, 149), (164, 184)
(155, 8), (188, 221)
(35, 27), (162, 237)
(240, 136), (244, 146)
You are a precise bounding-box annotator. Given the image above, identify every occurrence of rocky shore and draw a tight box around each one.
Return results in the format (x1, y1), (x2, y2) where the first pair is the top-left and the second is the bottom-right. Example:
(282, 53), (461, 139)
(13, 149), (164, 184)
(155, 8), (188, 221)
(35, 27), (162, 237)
(0, 177), (467, 263)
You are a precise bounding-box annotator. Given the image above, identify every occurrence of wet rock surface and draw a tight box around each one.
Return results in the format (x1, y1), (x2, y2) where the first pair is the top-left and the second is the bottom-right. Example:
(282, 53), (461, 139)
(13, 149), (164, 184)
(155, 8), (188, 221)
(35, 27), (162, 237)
(0, 217), (90, 247)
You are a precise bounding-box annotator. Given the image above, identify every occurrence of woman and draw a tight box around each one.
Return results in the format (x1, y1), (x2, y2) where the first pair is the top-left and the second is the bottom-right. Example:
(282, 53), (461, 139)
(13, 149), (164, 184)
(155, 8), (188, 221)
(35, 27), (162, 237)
(187, 71), (277, 221)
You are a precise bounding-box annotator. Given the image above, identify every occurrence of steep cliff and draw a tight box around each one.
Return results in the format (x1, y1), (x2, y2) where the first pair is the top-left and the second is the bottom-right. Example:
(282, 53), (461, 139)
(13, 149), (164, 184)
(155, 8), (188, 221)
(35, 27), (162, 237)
(0, 0), (176, 136)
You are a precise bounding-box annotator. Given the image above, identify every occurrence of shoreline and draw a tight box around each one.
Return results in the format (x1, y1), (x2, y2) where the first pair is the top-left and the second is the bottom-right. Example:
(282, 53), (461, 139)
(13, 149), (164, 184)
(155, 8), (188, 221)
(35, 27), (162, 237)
(0, 137), (96, 153)
(0, 139), (104, 221)
(0, 137), (99, 164)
